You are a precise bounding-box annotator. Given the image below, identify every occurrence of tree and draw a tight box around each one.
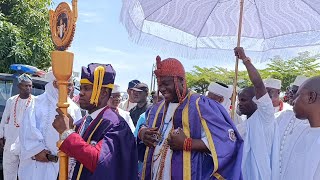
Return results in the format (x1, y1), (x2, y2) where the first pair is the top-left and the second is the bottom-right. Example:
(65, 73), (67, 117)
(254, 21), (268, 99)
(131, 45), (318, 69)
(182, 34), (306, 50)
(0, 0), (53, 73)
(263, 52), (320, 91)
(186, 52), (320, 93)
(186, 66), (214, 94)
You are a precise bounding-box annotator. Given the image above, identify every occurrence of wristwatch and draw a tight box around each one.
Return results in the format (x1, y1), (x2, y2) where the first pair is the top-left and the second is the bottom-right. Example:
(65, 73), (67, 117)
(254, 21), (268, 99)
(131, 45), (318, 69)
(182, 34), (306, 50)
(61, 129), (75, 140)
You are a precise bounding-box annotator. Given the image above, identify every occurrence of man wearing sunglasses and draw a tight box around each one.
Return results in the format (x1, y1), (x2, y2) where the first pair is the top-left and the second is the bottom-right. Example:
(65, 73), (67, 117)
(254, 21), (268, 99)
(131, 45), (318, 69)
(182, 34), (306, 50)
(108, 84), (135, 133)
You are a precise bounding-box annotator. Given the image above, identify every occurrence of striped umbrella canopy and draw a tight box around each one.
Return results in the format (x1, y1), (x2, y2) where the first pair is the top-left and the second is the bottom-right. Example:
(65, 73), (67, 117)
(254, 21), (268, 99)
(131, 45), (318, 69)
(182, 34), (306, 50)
(121, 0), (320, 60)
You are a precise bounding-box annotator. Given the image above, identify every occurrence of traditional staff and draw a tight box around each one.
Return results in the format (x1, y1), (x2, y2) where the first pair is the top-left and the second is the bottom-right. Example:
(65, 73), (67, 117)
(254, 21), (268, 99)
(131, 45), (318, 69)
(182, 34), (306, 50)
(231, 0), (245, 120)
(49, 1), (78, 179)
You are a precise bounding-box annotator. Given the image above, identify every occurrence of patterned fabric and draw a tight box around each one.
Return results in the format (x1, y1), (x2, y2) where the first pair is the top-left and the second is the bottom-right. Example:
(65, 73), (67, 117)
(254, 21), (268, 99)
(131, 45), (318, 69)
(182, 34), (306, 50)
(121, 0), (320, 61)
(18, 73), (32, 83)
(154, 56), (185, 78)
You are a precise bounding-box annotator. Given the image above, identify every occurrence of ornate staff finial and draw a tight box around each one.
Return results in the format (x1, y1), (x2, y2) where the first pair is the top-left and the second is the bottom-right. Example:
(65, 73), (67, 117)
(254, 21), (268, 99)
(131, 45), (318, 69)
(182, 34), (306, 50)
(49, 0), (78, 51)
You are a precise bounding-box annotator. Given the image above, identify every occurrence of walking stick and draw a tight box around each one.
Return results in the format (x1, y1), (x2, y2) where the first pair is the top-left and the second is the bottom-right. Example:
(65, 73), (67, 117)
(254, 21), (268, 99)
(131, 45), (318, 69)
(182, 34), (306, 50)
(49, 1), (78, 179)
(231, 0), (245, 120)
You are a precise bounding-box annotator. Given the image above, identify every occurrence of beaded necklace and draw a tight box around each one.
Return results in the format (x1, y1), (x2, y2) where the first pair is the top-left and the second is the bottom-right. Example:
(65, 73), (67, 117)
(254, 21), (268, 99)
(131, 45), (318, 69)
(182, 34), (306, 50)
(13, 95), (32, 127)
(152, 103), (179, 180)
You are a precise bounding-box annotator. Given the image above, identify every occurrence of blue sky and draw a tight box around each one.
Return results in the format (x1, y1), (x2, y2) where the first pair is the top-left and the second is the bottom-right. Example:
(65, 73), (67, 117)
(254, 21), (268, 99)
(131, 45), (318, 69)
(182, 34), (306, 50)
(51, 0), (319, 91)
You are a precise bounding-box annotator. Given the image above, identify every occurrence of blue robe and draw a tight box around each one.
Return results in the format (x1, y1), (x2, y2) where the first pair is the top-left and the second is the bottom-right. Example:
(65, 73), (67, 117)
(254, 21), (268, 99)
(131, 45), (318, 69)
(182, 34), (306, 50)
(139, 93), (243, 180)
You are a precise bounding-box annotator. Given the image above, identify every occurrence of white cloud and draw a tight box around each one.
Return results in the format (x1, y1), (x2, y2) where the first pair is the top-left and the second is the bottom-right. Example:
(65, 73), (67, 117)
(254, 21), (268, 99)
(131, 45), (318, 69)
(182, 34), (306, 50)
(79, 12), (97, 17)
(78, 12), (103, 23)
(94, 46), (126, 55)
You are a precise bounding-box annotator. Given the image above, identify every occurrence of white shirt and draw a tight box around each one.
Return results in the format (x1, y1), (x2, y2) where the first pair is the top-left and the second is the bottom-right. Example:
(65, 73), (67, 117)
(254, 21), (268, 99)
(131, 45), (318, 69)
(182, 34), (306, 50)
(238, 93), (279, 180)
(117, 108), (135, 133)
(119, 100), (137, 112)
(79, 106), (106, 134)
(0, 95), (34, 151)
(151, 103), (209, 180)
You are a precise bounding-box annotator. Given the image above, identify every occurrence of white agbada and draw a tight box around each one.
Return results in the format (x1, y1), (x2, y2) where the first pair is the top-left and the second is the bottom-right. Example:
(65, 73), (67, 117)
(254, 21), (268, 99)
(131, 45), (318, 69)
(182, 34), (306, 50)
(117, 108), (135, 133)
(119, 99), (137, 111)
(18, 81), (82, 180)
(279, 126), (320, 180)
(275, 109), (320, 179)
(0, 94), (34, 180)
(237, 93), (279, 180)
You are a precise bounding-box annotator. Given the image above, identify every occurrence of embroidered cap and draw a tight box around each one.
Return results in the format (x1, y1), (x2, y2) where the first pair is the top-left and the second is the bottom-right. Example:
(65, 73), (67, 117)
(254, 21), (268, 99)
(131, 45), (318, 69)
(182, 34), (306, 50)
(80, 63), (116, 106)
(18, 73), (32, 83)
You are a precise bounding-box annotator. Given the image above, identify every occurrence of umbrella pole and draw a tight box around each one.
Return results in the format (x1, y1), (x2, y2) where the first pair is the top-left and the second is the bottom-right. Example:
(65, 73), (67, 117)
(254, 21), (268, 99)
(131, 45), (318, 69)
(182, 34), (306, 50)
(231, 0), (245, 120)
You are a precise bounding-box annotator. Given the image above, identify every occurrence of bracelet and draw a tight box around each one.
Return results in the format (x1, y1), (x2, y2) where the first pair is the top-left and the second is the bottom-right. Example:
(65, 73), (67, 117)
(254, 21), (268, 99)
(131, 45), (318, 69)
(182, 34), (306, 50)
(60, 129), (75, 140)
(243, 57), (251, 63)
(138, 127), (147, 140)
(183, 138), (192, 151)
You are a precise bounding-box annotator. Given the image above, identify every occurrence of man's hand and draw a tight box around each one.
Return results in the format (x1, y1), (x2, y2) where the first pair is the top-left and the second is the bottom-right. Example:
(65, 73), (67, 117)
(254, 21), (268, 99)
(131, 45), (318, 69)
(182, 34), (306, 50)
(167, 128), (187, 151)
(0, 138), (5, 149)
(140, 127), (159, 148)
(34, 149), (50, 162)
(234, 47), (247, 60)
(52, 108), (70, 134)
(67, 113), (74, 129)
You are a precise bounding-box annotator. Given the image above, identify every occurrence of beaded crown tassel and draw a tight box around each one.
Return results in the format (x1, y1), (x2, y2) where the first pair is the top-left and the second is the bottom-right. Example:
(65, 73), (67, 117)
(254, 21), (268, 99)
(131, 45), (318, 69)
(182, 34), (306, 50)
(154, 56), (187, 103)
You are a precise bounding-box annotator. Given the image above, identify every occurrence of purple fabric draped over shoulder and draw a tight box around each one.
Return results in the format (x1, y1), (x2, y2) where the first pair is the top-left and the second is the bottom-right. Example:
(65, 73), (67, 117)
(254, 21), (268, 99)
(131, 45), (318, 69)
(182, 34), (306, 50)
(141, 93), (243, 180)
(72, 108), (138, 180)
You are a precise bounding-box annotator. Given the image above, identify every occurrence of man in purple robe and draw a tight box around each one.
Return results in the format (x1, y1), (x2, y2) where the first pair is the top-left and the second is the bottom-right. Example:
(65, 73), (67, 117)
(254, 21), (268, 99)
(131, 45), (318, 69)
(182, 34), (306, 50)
(138, 56), (243, 180)
(52, 63), (137, 180)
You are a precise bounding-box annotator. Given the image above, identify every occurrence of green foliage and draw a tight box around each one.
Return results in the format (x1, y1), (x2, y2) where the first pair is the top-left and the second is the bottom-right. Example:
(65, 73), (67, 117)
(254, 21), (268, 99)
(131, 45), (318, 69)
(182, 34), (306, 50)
(0, 0), (53, 73)
(186, 52), (320, 93)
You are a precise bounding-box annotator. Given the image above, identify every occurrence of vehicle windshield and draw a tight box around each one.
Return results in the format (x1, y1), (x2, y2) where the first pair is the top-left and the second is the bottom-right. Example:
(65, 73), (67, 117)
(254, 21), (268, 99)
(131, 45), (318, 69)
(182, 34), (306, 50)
(0, 80), (13, 106)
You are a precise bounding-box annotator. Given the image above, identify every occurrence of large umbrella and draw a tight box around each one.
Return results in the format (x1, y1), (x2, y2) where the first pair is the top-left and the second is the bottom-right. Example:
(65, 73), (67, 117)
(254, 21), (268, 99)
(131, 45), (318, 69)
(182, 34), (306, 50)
(121, 0), (320, 58)
(120, 0), (320, 118)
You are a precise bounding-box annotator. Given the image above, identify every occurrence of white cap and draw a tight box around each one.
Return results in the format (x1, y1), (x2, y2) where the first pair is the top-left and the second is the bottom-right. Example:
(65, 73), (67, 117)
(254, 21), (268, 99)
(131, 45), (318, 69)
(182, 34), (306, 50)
(263, 78), (281, 89)
(111, 84), (121, 94)
(292, 75), (308, 87)
(208, 82), (233, 98)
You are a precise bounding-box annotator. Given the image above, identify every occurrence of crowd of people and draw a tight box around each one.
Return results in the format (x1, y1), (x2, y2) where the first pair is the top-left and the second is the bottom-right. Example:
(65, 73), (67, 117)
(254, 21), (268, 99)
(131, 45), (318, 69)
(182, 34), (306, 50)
(0, 47), (319, 180)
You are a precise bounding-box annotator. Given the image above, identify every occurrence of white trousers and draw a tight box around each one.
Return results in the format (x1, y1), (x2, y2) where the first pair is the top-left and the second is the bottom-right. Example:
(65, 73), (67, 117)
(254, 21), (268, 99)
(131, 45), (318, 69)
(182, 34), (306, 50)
(3, 149), (19, 180)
